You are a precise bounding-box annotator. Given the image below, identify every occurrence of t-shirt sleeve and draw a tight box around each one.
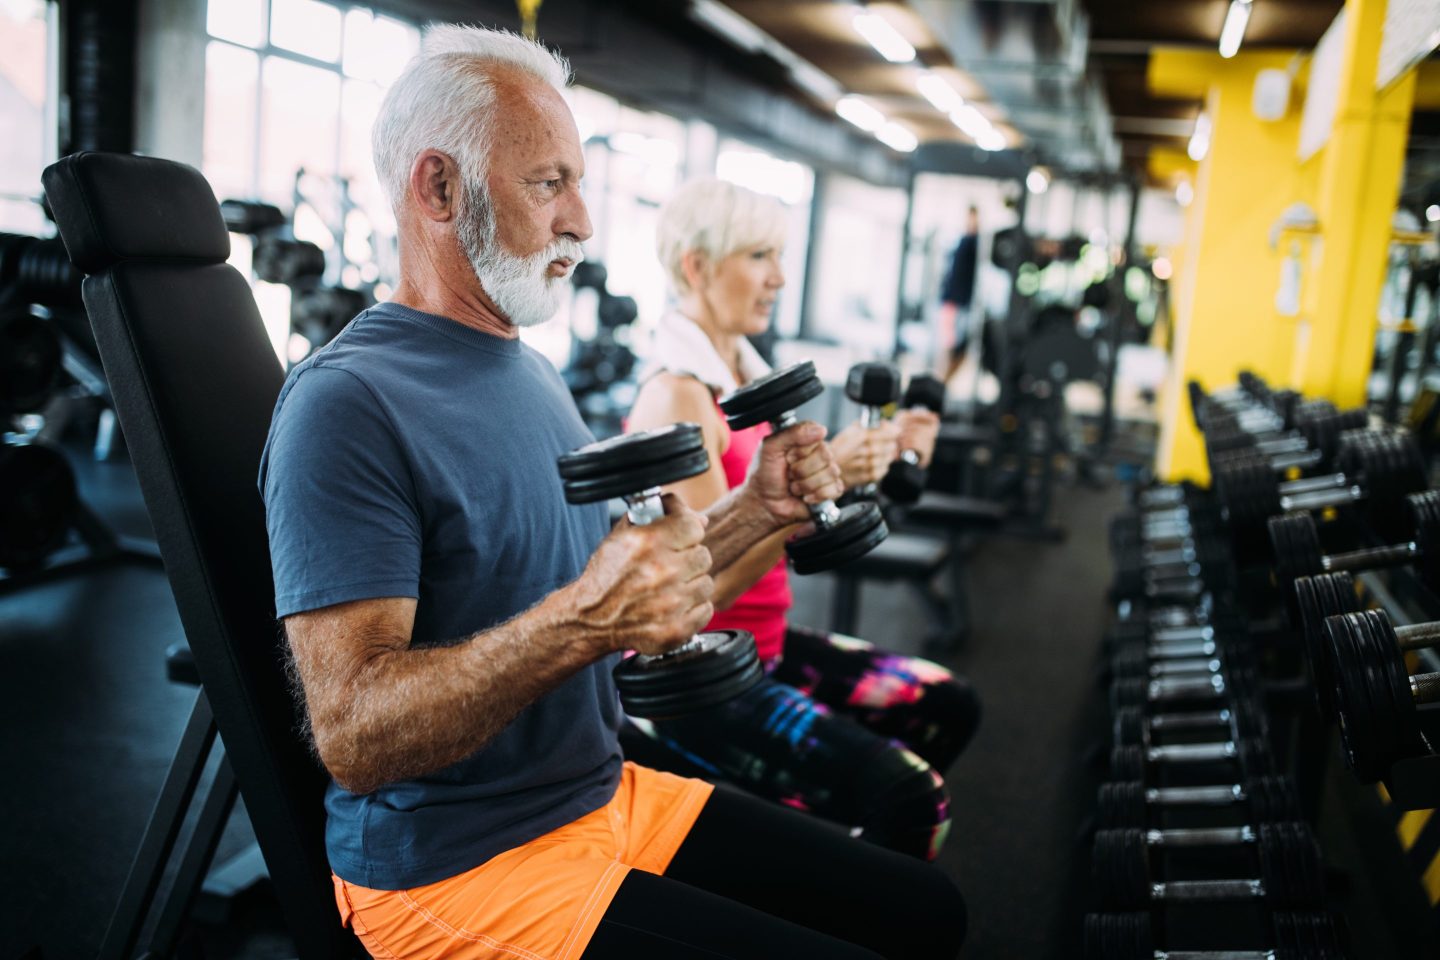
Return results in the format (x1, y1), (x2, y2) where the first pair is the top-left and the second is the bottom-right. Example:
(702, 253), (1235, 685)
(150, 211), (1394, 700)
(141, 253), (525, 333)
(261, 365), (422, 618)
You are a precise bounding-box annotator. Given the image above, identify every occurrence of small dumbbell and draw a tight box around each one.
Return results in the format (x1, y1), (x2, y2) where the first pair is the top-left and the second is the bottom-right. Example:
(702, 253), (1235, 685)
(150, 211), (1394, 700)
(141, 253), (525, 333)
(1083, 910), (1346, 960)
(1111, 667), (1256, 710)
(1097, 775), (1301, 829)
(1111, 701), (1265, 746)
(1269, 491), (1440, 617)
(1109, 736), (1273, 782)
(1325, 608), (1440, 782)
(558, 424), (763, 718)
(842, 361), (901, 501)
(1213, 430), (1427, 533)
(719, 361), (888, 574)
(1205, 401), (1367, 474)
(1093, 820), (1324, 909)
(879, 373), (946, 504)
(1110, 645), (1253, 683)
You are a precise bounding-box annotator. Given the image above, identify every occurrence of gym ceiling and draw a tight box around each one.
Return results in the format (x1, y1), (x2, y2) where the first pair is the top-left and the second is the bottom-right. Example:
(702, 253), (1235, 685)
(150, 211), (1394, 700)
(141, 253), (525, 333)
(367, 0), (1436, 193)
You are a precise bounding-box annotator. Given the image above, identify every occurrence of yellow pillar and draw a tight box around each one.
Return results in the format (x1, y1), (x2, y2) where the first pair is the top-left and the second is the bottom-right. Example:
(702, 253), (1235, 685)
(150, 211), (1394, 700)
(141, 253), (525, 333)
(1149, 50), (1309, 482)
(1295, 0), (1416, 405)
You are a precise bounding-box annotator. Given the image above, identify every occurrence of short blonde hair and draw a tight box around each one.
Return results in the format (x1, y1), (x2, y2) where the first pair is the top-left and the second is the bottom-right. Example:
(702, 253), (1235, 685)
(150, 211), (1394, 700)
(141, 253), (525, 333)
(656, 179), (787, 295)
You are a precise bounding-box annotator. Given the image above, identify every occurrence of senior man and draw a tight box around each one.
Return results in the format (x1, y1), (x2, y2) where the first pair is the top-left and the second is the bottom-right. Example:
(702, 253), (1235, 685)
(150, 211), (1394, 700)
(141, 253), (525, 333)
(260, 24), (965, 960)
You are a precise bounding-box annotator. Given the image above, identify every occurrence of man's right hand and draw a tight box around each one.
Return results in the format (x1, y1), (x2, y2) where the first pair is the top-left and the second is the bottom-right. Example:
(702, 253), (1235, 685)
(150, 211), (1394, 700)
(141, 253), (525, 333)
(571, 493), (714, 656)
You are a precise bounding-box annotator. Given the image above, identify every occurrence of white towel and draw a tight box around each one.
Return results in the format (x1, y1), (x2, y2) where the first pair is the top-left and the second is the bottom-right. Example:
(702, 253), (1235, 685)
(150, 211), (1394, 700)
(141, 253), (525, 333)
(640, 310), (771, 396)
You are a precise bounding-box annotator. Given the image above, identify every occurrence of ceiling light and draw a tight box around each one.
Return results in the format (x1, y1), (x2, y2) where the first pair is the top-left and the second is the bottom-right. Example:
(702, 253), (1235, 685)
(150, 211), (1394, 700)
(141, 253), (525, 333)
(916, 73), (964, 114)
(1218, 0), (1253, 59)
(689, 0), (768, 53)
(949, 104), (989, 139)
(852, 10), (915, 63)
(1026, 169), (1049, 194)
(1187, 112), (1212, 161)
(978, 131), (1008, 152)
(836, 95), (886, 132)
(1427, 204), (1440, 223)
(876, 121), (918, 153)
(1176, 181), (1195, 207)
(1152, 257), (1173, 281)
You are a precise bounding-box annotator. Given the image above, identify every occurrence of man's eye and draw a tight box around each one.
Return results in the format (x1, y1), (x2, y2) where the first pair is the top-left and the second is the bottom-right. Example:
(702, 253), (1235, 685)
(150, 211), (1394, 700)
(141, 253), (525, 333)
(543, 179), (562, 191)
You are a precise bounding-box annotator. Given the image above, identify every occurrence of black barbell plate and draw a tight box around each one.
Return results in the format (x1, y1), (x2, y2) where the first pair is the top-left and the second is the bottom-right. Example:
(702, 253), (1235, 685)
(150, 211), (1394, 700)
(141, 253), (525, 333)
(1096, 780), (1147, 829)
(718, 361), (825, 431)
(1093, 828), (1151, 909)
(1258, 821), (1325, 907)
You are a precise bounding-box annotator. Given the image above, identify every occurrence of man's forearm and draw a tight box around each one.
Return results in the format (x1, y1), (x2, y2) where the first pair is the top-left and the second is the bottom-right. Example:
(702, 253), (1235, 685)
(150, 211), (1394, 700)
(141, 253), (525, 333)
(310, 588), (602, 795)
(702, 486), (782, 572)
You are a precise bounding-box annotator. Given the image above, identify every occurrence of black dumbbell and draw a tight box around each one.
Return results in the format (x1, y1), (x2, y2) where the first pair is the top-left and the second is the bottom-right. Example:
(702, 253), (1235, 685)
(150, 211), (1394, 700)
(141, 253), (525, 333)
(1093, 820), (1323, 909)
(1111, 701), (1265, 746)
(1270, 491), (1440, 606)
(0, 306), (64, 417)
(1111, 645), (1253, 682)
(1097, 775), (1301, 829)
(1083, 910), (1346, 960)
(879, 373), (946, 504)
(1110, 736), (1273, 782)
(842, 362), (901, 501)
(1213, 429), (1427, 532)
(1291, 572), (1363, 719)
(1324, 609), (1440, 782)
(557, 424), (763, 719)
(1205, 401), (1366, 473)
(1111, 666), (1256, 709)
(719, 361), (888, 575)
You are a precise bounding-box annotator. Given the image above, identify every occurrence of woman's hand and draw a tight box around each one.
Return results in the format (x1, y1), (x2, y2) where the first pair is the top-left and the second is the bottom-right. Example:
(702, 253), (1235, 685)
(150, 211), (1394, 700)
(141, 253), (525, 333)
(828, 420), (901, 489)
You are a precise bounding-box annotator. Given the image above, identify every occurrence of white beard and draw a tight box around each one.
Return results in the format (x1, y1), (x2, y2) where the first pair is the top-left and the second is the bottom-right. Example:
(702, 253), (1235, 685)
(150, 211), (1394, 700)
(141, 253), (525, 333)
(457, 179), (583, 328)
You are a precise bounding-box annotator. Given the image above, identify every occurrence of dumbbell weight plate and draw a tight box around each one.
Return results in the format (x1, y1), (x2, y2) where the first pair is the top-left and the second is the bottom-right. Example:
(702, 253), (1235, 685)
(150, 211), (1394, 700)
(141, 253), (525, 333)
(614, 630), (763, 719)
(1269, 513), (1325, 595)
(0, 309), (63, 416)
(1257, 821), (1326, 907)
(879, 457), (926, 504)
(557, 423), (709, 504)
(718, 361), (825, 431)
(1293, 573), (1360, 719)
(785, 500), (888, 575)
(1329, 610), (1426, 783)
(1411, 492), (1440, 592)
(1082, 912), (1151, 960)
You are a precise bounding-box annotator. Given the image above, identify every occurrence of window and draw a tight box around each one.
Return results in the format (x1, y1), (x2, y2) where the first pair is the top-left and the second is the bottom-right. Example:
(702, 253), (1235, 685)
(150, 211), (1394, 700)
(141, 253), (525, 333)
(0, 0), (52, 235)
(203, 1), (420, 355)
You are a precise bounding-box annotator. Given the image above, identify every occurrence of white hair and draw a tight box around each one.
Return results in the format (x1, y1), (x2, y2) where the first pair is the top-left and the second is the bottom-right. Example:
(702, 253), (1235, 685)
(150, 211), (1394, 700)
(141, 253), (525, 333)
(372, 24), (572, 212)
(656, 178), (788, 295)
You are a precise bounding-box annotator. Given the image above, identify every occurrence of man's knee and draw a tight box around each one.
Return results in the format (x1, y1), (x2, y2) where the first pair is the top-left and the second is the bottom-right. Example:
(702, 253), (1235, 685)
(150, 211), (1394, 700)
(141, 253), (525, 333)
(860, 754), (953, 860)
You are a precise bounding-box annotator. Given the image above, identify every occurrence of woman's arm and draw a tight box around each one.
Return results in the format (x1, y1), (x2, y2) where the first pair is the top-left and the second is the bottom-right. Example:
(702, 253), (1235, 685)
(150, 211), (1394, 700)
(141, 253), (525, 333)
(627, 373), (796, 607)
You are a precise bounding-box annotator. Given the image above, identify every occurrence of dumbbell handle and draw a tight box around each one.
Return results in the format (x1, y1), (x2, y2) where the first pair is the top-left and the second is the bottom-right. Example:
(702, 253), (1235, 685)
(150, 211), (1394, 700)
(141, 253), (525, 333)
(1139, 657), (1222, 678)
(1145, 741), (1242, 764)
(771, 410), (842, 526)
(621, 488), (704, 658)
(1148, 950), (1275, 959)
(1410, 670), (1440, 701)
(1146, 674), (1227, 701)
(1152, 879), (1265, 900)
(622, 487), (666, 526)
(1279, 482), (1362, 514)
(1281, 472), (1348, 496)
(1147, 708), (1231, 732)
(1323, 541), (1418, 574)
(1146, 784), (1245, 806)
(1152, 623), (1215, 643)
(1147, 640), (1218, 659)
(1143, 825), (1255, 847)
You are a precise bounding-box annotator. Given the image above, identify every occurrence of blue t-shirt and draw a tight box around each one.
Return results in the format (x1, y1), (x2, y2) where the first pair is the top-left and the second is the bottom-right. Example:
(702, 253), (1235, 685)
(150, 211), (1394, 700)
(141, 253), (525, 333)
(259, 301), (620, 890)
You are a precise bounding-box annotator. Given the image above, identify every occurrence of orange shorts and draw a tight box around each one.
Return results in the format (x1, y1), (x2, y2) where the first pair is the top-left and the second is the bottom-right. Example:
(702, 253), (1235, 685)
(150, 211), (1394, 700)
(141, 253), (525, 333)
(332, 762), (713, 960)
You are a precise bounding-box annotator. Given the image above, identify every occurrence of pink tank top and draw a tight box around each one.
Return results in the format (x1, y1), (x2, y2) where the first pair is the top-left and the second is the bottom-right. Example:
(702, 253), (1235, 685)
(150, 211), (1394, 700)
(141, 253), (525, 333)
(706, 407), (791, 661)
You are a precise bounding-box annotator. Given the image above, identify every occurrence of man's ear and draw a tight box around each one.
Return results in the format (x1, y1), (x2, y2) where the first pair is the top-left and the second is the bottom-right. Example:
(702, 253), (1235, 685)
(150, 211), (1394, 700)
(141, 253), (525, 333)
(680, 248), (710, 293)
(408, 150), (461, 223)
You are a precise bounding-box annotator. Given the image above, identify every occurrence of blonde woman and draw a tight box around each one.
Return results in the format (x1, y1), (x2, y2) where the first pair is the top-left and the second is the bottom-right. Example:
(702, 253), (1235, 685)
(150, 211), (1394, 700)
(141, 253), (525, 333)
(621, 178), (980, 862)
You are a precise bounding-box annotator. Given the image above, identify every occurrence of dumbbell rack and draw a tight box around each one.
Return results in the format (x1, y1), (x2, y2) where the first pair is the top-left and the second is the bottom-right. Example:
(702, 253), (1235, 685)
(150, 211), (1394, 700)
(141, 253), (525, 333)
(1089, 480), (1347, 958)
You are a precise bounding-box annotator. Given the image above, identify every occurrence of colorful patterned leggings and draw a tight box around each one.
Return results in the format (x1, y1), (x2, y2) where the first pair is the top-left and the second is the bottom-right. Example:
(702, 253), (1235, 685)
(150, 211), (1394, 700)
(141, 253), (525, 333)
(619, 625), (981, 862)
